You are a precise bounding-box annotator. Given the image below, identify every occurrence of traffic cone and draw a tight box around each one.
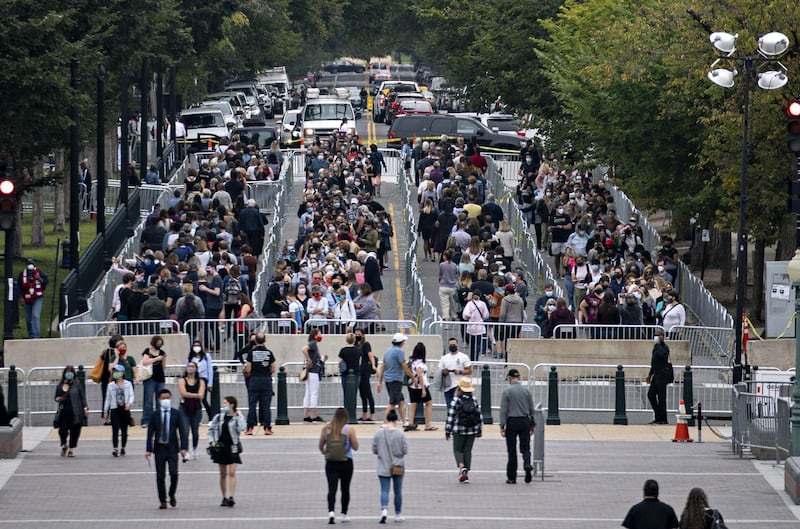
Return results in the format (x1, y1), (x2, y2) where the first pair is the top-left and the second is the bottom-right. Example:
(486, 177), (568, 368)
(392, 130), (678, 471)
(672, 399), (693, 442)
(207, 138), (212, 150)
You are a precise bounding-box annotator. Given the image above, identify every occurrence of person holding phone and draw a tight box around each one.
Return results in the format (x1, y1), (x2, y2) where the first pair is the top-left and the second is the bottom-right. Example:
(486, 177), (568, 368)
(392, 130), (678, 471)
(437, 337), (472, 408)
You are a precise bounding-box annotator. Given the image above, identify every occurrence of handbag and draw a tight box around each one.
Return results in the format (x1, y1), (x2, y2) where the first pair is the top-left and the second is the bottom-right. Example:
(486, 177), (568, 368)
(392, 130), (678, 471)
(207, 443), (222, 458)
(89, 357), (105, 384)
(382, 429), (404, 476)
(138, 351), (153, 381)
(53, 403), (63, 429)
(665, 362), (675, 384)
(129, 415), (136, 427)
(299, 364), (308, 381)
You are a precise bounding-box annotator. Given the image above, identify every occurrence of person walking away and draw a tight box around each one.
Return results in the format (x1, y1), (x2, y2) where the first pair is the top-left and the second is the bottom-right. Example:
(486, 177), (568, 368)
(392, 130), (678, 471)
(54, 365), (88, 457)
(438, 249), (459, 320)
(145, 389), (188, 509)
(243, 332), (276, 435)
(319, 407), (360, 524)
(445, 378), (482, 484)
(178, 361), (206, 460)
(461, 290), (489, 362)
(103, 364), (134, 457)
(302, 328), (325, 422)
(499, 369), (535, 484)
(498, 284), (524, 361)
(19, 258), (48, 338)
(372, 410), (408, 523)
(646, 330), (671, 425)
(338, 333), (362, 404)
(376, 333), (414, 427)
(437, 337), (472, 407)
(356, 330), (377, 422)
(368, 144), (387, 197)
(679, 487), (727, 529)
(406, 342), (437, 431)
(622, 479), (679, 529)
(208, 396), (247, 507)
(141, 335), (167, 428)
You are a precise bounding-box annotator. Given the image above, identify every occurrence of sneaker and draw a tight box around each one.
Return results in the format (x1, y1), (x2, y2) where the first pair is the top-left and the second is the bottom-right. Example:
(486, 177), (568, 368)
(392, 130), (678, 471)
(394, 514), (405, 522)
(67, 449), (75, 458)
(303, 417), (313, 423)
(61, 445), (67, 457)
(524, 465), (533, 483)
(192, 449), (198, 460)
(120, 448), (126, 456)
(458, 468), (468, 483)
(264, 426), (273, 435)
(245, 428), (254, 436)
(220, 498), (231, 507)
(312, 416), (325, 422)
(379, 508), (388, 524)
(227, 497), (235, 507)
(112, 449), (119, 457)
(328, 510), (336, 525)
(340, 513), (349, 523)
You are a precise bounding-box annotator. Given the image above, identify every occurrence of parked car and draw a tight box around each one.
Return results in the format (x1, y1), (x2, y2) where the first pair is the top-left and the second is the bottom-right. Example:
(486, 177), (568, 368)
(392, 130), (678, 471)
(280, 109), (302, 147)
(179, 107), (230, 152)
(224, 80), (267, 118)
(300, 88), (359, 142)
(369, 62), (392, 84)
(199, 100), (239, 129)
(231, 125), (278, 150)
(390, 100), (434, 123)
(387, 114), (523, 151)
(207, 91), (250, 120)
(475, 113), (525, 137)
(372, 81), (420, 123)
(323, 60), (366, 74)
(385, 93), (427, 125)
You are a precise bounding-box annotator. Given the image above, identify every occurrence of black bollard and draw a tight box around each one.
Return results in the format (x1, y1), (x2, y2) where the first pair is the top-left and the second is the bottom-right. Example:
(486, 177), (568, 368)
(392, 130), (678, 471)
(345, 370), (357, 424)
(210, 366), (220, 418)
(276, 366), (289, 425)
(7, 365), (18, 419)
(546, 366), (561, 426)
(613, 365), (628, 425)
(77, 365), (87, 426)
(480, 364), (493, 424)
(697, 402), (702, 443)
(683, 366), (695, 426)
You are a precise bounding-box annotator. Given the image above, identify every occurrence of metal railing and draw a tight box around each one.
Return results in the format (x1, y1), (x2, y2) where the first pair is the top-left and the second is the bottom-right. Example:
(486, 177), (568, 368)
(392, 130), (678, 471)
(602, 177), (733, 330)
(531, 363), (734, 415)
(551, 324), (664, 341)
(304, 319), (417, 335)
(670, 325), (733, 365)
(182, 318), (297, 361)
(732, 386), (790, 461)
(61, 319), (180, 338)
(428, 320), (542, 354)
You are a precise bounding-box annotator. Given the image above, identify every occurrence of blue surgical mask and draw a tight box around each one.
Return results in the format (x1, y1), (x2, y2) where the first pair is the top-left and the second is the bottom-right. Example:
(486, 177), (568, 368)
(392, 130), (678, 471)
(64, 372), (75, 381)
(222, 406), (230, 414)
(591, 265), (599, 271)
(159, 399), (171, 410)
(545, 290), (553, 297)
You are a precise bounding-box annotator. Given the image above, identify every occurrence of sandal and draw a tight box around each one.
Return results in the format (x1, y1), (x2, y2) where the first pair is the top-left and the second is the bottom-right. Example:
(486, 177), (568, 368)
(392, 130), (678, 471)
(424, 426), (439, 431)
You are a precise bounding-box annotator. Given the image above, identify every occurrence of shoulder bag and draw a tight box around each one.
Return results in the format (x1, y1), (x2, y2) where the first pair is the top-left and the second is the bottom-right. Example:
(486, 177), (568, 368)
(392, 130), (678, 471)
(299, 360), (308, 381)
(89, 356), (105, 384)
(138, 349), (153, 381)
(382, 429), (404, 476)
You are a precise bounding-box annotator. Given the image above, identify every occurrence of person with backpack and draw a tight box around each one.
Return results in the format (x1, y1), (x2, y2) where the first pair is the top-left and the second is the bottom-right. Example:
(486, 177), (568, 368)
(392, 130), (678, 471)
(319, 407), (359, 524)
(222, 265), (246, 319)
(679, 487), (727, 529)
(445, 378), (482, 484)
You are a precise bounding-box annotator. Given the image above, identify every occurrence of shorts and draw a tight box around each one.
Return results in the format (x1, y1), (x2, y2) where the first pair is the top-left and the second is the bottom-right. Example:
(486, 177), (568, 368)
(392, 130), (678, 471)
(385, 381), (405, 405)
(408, 387), (432, 404)
(550, 242), (566, 255)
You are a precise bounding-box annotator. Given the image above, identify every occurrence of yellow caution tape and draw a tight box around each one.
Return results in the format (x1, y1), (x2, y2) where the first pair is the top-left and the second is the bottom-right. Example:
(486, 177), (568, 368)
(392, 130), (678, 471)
(745, 312), (796, 340)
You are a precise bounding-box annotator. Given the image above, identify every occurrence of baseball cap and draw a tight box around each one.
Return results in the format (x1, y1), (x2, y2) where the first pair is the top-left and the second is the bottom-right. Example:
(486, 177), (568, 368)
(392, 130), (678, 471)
(507, 369), (521, 378)
(113, 364), (126, 372)
(391, 333), (408, 344)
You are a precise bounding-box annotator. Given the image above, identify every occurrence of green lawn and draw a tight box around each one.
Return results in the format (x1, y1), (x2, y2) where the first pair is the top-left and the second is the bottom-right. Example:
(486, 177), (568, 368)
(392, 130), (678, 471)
(1, 215), (99, 341)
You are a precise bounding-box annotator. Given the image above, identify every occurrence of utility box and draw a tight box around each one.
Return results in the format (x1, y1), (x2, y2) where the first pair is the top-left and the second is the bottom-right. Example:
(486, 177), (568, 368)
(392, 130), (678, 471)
(765, 261), (795, 339)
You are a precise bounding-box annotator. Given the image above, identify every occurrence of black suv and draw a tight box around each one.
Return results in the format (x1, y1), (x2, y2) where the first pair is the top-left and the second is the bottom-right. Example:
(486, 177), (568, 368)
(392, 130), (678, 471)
(387, 115), (523, 151)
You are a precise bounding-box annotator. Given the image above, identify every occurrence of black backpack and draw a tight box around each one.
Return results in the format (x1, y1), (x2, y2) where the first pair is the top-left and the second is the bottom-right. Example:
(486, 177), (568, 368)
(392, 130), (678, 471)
(223, 277), (242, 305)
(458, 396), (481, 427)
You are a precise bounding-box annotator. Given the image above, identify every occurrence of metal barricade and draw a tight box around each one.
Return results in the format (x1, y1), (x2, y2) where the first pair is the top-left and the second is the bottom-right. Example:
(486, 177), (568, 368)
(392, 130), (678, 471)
(247, 181), (283, 215)
(489, 153), (522, 189)
(552, 324), (664, 341)
(532, 363), (733, 415)
(303, 319), (417, 335)
(182, 318), (297, 359)
(378, 148), (401, 180)
(733, 391), (785, 461)
(62, 319), (180, 338)
(669, 325), (733, 365)
(428, 320), (542, 358)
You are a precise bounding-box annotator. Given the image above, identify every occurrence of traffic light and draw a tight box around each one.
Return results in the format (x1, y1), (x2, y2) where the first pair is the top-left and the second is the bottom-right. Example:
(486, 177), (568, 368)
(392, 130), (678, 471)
(0, 179), (16, 230)
(787, 99), (800, 153)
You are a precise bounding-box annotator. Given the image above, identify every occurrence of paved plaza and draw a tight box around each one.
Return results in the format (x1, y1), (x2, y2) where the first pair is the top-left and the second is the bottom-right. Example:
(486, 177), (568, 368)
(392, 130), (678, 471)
(1, 424), (799, 528)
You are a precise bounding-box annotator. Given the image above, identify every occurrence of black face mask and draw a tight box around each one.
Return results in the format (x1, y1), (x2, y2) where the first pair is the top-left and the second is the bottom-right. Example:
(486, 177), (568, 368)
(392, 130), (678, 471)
(449, 345), (458, 352)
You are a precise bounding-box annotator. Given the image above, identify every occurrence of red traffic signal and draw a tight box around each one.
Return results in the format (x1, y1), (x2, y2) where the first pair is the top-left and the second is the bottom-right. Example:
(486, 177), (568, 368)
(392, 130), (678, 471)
(0, 179), (15, 230)
(788, 100), (800, 153)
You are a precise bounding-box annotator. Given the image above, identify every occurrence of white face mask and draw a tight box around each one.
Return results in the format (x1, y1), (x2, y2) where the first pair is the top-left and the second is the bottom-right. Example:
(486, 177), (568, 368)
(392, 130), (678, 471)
(27, 264), (34, 271)
(159, 399), (171, 410)
(653, 336), (661, 343)
(545, 290), (553, 297)
(557, 208), (564, 215)
(192, 346), (201, 354)
(657, 266), (665, 273)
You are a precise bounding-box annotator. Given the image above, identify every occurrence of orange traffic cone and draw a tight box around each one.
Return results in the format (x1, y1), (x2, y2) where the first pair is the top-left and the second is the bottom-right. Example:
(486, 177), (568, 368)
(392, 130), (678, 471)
(672, 399), (693, 442)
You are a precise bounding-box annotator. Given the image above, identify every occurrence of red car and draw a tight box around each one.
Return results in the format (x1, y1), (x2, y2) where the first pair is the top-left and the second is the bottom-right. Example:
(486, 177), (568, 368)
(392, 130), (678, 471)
(386, 98), (432, 125)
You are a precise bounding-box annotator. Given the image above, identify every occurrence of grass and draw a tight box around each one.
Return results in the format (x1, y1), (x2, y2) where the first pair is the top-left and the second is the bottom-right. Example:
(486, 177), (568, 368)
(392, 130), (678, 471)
(1, 214), (99, 341)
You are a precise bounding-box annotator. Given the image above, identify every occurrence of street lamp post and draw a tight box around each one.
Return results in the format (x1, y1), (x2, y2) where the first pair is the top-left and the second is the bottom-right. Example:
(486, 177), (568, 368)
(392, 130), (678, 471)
(707, 31), (789, 384)
(786, 250), (800, 502)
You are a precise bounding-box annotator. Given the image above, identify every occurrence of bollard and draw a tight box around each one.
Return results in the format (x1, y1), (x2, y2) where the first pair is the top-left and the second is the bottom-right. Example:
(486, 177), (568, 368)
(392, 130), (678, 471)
(7, 365), (18, 419)
(275, 367), (289, 425)
(480, 364), (493, 424)
(345, 370), (357, 424)
(682, 366), (695, 426)
(77, 365), (87, 426)
(613, 365), (628, 425)
(697, 402), (703, 443)
(210, 366), (221, 418)
(546, 366), (561, 426)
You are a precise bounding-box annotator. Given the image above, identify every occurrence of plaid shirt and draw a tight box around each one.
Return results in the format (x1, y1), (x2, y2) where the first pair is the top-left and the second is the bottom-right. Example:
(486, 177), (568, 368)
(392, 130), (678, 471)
(445, 394), (483, 438)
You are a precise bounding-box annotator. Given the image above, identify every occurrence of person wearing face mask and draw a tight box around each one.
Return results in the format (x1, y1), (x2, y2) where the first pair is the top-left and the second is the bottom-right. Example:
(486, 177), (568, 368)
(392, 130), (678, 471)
(619, 292), (644, 327)
(548, 205), (573, 279)
(436, 338), (473, 407)
(533, 283), (556, 328)
(333, 287), (357, 334)
(146, 389), (188, 509)
(178, 361), (206, 460)
(578, 285), (604, 326)
(354, 330), (377, 422)
(338, 333), (362, 403)
(646, 331), (672, 425)
(660, 291), (685, 335)
(140, 335), (167, 428)
(109, 341), (138, 385)
(655, 259), (674, 285)
(566, 224), (590, 259)
(302, 329), (326, 423)
(103, 364), (135, 457)
(187, 341), (213, 420)
(18, 258), (48, 339)
(243, 333), (276, 435)
(54, 365), (88, 457)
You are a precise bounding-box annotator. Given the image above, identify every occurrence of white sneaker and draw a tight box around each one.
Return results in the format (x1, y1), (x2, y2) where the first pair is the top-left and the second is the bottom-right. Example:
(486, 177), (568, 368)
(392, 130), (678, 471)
(395, 514), (405, 522)
(191, 449), (198, 460)
(380, 508), (388, 524)
(328, 511), (335, 524)
(340, 514), (350, 523)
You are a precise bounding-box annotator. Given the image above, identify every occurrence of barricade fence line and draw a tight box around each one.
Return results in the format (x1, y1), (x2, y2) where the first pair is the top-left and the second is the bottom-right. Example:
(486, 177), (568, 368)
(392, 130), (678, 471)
(303, 319), (417, 335)
(428, 320), (541, 359)
(732, 387), (790, 462)
(551, 324), (664, 341)
(531, 363), (734, 415)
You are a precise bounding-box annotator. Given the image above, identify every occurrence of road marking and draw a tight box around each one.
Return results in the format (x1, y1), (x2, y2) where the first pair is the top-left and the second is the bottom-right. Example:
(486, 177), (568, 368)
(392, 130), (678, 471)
(389, 202), (403, 322)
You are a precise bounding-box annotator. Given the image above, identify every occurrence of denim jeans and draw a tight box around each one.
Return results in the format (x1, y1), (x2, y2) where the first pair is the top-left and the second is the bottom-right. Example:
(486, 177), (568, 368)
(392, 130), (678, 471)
(180, 404), (202, 449)
(23, 296), (43, 338)
(378, 475), (403, 514)
(142, 379), (165, 426)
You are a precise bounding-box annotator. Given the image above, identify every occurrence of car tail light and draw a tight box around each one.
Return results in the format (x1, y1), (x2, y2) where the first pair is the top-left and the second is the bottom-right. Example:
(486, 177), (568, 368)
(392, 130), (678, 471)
(516, 130), (526, 137)
(389, 130), (396, 138)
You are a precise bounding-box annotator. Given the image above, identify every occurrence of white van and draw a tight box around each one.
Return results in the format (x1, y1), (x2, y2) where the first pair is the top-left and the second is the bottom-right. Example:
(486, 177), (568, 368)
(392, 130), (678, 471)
(301, 88), (359, 141)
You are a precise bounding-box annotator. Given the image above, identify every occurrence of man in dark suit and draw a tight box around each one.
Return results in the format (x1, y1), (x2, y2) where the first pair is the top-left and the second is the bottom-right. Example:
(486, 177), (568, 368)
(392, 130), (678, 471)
(146, 389), (188, 509)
